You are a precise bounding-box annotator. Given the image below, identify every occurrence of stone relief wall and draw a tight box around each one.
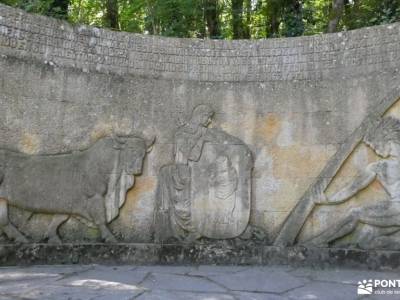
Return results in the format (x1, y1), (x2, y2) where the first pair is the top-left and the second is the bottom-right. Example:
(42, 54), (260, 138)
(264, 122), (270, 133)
(1, 4), (400, 250)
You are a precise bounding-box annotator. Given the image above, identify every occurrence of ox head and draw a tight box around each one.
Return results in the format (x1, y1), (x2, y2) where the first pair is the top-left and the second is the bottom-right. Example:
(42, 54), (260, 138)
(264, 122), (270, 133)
(113, 134), (155, 175)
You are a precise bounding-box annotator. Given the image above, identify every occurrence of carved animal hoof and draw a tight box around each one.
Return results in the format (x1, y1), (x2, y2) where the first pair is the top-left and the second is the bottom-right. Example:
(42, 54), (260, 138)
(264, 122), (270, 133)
(183, 232), (201, 244)
(14, 236), (29, 244)
(305, 241), (329, 248)
(104, 235), (118, 243)
(47, 236), (63, 244)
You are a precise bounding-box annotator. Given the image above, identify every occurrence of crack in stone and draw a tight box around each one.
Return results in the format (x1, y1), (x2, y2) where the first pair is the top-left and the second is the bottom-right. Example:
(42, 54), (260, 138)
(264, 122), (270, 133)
(195, 274), (241, 300)
(287, 270), (365, 287)
(134, 290), (151, 299)
(55, 265), (96, 281)
(278, 282), (312, 296)
(137, 271), (152, 285)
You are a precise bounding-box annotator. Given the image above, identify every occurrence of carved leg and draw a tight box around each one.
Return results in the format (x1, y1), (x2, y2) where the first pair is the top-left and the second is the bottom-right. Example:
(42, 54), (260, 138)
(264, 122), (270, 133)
(0, 199), (28, 243)
(88, 194), (117, 243)
(308, 206), (398, 247)
(369, 236), (400, 250)
(45, 214), (69, 244)
(307, 211), (360, 246)
(359, 213), (400, 228)
(323, 218), (359, 244)
(98, 224), (117, 243)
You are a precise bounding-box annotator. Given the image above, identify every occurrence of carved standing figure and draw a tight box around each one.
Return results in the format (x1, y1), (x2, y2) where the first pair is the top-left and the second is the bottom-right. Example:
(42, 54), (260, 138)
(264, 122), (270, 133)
(308, 117), (400, 248)
(154, 104), (253, 242)
(0, 135), (153, 243)
(155, 105), (214, 242)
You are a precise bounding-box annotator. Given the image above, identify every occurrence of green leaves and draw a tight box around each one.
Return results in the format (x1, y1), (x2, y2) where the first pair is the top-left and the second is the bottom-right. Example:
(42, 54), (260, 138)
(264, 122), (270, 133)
(1, 0), (399, 38)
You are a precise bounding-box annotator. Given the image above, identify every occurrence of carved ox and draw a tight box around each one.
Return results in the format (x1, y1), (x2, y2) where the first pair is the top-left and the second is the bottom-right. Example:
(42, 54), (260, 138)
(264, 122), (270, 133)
(0, 135), (153, 243)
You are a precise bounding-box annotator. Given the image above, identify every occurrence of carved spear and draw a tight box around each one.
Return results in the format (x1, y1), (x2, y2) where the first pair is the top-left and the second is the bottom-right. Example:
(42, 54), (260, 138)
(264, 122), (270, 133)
(274, 85), (400, 247)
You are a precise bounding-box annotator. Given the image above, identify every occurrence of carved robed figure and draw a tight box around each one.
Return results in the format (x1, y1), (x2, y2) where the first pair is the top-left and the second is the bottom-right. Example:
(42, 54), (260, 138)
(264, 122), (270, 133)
(154, 104), (253, 242)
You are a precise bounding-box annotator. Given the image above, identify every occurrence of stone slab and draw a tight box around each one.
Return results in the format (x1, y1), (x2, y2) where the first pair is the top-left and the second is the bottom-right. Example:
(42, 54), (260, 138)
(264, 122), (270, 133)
(1, 264), (399, 300)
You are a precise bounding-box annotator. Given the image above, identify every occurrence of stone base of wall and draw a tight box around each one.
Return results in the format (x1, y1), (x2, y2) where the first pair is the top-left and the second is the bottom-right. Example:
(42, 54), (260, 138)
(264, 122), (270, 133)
(1, 243), (399, 270)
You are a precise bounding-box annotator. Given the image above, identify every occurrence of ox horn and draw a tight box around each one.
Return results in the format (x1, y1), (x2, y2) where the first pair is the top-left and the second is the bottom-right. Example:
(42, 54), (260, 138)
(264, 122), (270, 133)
(112, 134), (127, 149)
(118, 130), (156, 152)
(145, 135), (156, 153)
(139, 128), (156, 153)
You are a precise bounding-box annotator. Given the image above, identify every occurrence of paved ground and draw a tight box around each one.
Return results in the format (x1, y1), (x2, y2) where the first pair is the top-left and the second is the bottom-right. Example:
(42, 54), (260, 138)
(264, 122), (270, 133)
(0, 264), (398, 299)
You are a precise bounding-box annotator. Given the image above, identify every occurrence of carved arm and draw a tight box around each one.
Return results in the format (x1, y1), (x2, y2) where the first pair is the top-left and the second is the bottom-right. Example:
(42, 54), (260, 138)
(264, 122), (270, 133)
(315, 164), (377, 205)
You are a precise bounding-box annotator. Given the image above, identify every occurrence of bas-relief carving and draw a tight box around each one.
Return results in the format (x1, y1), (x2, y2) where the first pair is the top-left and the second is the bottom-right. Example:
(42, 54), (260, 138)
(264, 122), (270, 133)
(274, 87), (400, 250)
(154, 104), (253, 242)
(0, 135), (153, 243)
(308, 117), (400, 249)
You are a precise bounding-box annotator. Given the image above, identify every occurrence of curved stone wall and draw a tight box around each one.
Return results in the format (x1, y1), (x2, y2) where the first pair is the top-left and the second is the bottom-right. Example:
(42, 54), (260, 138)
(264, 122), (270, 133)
(1, 4), (400, 82)
(1, 4), (400, 251)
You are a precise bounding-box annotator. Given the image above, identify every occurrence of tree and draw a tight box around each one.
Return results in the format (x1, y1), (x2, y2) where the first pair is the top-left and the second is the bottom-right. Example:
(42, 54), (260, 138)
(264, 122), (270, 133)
(281, 0), (304, 37)
(232, 0), (250, 39)
(104, 0), (119, 29)
(2, 0), (399, 39)
(204, 0), (220, 38)
(47, 0), (69, 18)
(264, 0), (305, 38)
(327, 0), (346, 32)
(342, 0), (400, 30)
(265, 0), (282, 37)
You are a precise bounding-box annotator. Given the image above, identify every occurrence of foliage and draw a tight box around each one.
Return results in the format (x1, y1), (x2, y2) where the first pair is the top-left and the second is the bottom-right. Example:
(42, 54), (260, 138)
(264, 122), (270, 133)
(1, 0), (399, 39)
(342, 0), (400, 30)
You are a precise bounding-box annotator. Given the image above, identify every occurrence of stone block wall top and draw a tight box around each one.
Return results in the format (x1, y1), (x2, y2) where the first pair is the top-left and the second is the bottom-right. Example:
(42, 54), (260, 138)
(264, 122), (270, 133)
(0, 3), (399, 82)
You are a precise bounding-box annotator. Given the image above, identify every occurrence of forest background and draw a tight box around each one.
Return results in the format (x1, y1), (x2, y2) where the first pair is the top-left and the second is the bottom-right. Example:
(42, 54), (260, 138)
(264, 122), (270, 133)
(1, 0), (399, 39)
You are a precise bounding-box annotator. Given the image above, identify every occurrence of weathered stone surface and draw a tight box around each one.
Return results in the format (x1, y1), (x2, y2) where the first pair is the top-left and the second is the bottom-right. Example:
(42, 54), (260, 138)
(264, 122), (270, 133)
(1, 243), (400, 271)
(234, 292), (288, 300)
(141, 273), (226, 292)
(209, 268), (308, 293)
(137, 290), (236, 300)
(1, 3), (400, 261)
(285, 282), (356, 300)
(2, 264), (397, 300)
(1, 4), (400, 82)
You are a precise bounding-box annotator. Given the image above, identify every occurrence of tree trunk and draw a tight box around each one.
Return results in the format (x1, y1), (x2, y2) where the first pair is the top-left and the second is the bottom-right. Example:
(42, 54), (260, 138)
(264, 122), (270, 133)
(327, 0), (345, 33)
(48, 0), (69, 19)
(244, 0), (251, 38)
(292, 0), (302, 20)
(232, 0), (245, 39)
(267, 13), (280, 38)
(204, 0), (220, 39)
(266, 1), (281, 38)
(283, 0), (304, 37)
(105, 0), (119, 30)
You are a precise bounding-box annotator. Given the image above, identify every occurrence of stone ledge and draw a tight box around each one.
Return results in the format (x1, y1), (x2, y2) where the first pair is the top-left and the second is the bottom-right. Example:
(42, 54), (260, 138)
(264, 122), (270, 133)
(1, 243), (399, 270)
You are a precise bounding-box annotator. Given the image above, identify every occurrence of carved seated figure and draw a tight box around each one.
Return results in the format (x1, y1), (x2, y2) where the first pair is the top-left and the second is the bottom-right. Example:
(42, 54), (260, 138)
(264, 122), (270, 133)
(308, 117), (400, 249)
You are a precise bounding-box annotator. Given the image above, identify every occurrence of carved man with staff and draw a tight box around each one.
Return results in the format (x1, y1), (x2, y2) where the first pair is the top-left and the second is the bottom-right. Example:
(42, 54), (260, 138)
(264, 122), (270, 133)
(308, 117), (400, 248)
(274, 87), (400, 247)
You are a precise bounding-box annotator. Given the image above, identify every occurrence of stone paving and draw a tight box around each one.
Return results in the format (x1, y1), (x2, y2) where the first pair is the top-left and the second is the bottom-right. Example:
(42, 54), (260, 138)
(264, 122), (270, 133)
(0, 264), (398, 299)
